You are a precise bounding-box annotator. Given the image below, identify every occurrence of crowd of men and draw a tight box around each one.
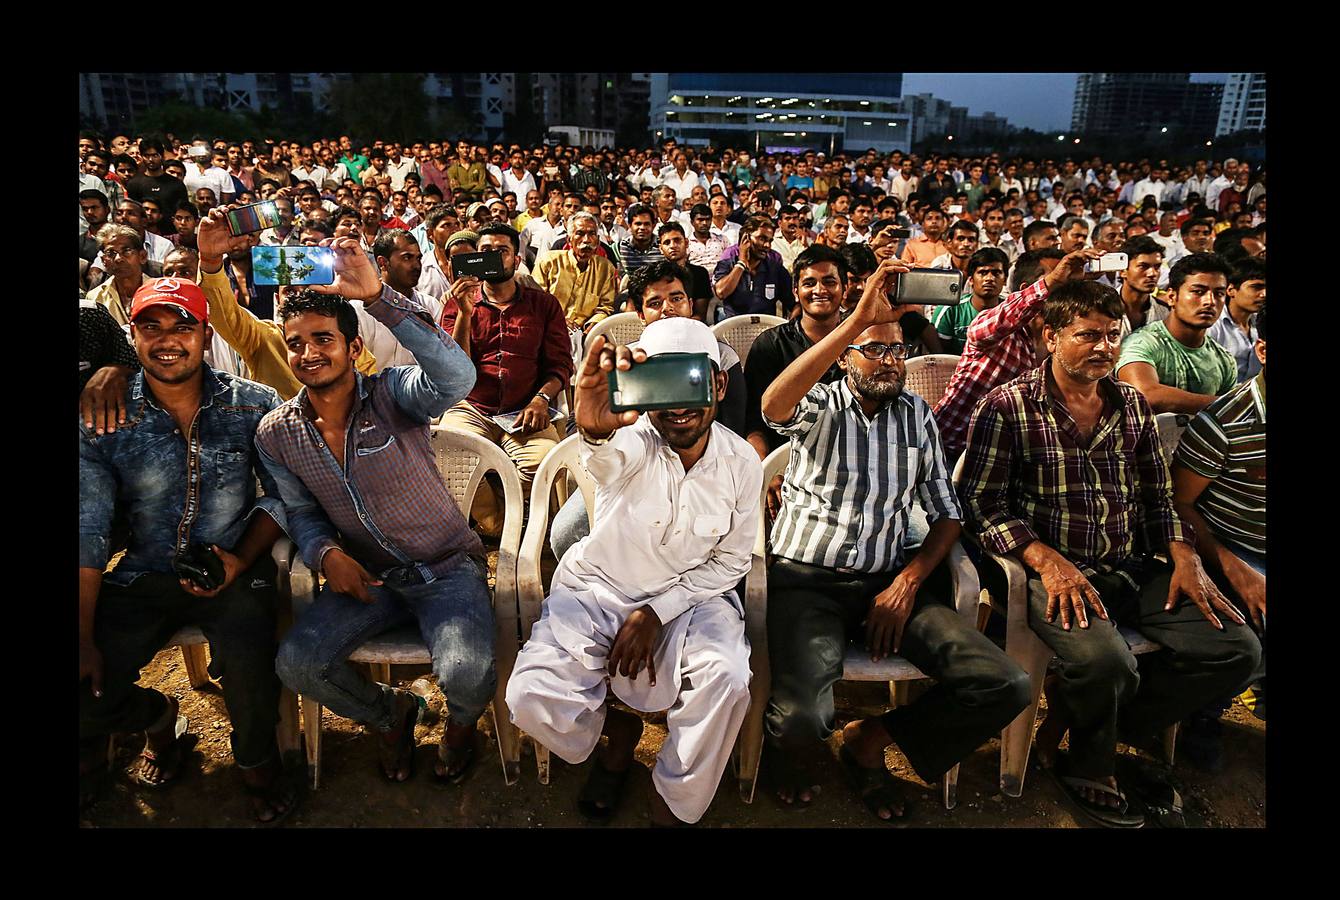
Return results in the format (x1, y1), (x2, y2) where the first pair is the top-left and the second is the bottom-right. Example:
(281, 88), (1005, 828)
(79, 129), (1266, 828)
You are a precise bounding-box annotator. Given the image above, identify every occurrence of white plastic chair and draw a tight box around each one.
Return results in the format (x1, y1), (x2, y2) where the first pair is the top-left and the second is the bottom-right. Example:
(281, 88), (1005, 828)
(903, 353), (961, 408)
(734, 446), (987, 810)
(156, 540), (302, 758)
(1155, 411), (1190, 456)
(292, 427), (525, 789)
(711, 314), (786, 370)
(515, 434), (597, 784)
(582, 311), (645, 357)
(949, 455), (1179, 798)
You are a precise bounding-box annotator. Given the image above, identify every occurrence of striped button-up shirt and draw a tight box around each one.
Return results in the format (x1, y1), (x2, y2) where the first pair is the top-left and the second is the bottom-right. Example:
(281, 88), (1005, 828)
(959, 363), (1192, 581)
(1173, 373), (1266, 556)
(256, 285), (482, 580)
(766, 378), (961, 574)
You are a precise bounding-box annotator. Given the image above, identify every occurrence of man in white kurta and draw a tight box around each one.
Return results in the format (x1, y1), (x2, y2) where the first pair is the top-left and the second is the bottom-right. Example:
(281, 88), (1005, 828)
(507, 318), (762, 825)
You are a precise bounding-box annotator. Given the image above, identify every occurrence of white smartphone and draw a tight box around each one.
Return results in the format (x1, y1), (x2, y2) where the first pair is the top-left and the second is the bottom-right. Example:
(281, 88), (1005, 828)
(1087, 252), (1128, 273)
(947, 204), (964, 215)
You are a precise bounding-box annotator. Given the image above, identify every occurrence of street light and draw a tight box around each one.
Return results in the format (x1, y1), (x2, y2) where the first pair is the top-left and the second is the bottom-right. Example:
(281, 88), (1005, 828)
(1206, 140), (1213, 146)
(1073, 138), (1080, 144)
(947, 135), (953, 141)
(1161, 126), (1168, 133)
(1057, 134), (1065, 141)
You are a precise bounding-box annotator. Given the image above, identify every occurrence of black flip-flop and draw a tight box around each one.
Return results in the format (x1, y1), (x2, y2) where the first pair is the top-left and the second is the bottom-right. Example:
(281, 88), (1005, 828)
(129, 713), (194, 789)
(762, 750), (820, 812)
(577, 758), (633, 823)
(839, 744), (910, 824)
(1116, 757), (1191, 828)
(245, 767), (302, 828)
(1046, 754), (1144, 828)
(433, 736), (478, 787)
(377, 692), (419, 783)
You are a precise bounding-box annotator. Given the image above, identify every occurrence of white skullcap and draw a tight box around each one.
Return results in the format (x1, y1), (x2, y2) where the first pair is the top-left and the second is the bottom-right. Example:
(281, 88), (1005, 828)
(636, 317), (720, 367)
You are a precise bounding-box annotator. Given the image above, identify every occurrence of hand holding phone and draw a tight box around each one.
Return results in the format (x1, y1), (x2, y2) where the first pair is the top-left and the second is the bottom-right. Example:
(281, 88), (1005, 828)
(1086, 252), (1128, 273)
(575, 336), (645, 437)
(608, 352), (713, 412)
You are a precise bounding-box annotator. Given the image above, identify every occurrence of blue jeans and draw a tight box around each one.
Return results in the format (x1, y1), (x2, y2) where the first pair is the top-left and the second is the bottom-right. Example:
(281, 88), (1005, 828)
(276, 554), (496, 730)
(549, 492), (590, 561)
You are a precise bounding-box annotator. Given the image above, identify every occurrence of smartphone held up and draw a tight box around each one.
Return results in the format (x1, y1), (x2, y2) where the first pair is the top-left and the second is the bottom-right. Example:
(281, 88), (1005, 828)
(609, 353), (714, 412)
(252, 245), (336, 286)
(226, 200), (284, 236)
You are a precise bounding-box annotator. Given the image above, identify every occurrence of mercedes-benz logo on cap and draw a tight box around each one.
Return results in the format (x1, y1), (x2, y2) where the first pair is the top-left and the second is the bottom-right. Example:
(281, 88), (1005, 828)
(156, 277), (183, 291)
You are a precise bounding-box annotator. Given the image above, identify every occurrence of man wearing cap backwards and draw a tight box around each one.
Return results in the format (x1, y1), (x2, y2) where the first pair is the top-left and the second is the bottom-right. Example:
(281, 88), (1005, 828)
(79, 276), (300, 824)
(258, 237), (493, 787)
(507, 317), (762, 826)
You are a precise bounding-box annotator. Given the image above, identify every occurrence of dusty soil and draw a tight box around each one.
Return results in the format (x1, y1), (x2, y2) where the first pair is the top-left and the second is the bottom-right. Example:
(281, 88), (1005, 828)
(81, 646), (1265, 829)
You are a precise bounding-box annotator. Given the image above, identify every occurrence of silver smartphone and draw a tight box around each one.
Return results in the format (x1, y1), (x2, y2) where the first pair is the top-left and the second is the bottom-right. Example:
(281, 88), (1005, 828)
(891, 267), (963, 306)
(1087, 252), (1128, 273)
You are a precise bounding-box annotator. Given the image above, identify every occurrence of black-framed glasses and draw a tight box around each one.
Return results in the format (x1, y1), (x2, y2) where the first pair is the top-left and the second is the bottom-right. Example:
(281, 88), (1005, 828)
(846, 342), (909, 360)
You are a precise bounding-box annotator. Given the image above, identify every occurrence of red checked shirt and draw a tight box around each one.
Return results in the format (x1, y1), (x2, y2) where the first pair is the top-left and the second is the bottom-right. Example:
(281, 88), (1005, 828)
(439, 283), (575, 416)
(933, 277), (1050, 466)
(959, 362), (1192, 583)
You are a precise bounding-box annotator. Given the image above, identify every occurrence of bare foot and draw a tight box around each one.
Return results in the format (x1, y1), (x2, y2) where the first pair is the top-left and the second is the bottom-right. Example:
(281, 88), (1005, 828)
(376, 690), (418, 782)
(841, 719), (905, 820)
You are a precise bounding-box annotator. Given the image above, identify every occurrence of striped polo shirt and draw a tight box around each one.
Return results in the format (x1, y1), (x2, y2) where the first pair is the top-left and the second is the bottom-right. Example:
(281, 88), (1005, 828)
(1173, 373), (1266, 556)
(766, 378), (961, 573)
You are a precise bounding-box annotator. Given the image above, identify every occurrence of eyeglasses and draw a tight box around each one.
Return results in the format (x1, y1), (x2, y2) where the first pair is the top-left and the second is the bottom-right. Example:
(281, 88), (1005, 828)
(846, 342), (909, 360)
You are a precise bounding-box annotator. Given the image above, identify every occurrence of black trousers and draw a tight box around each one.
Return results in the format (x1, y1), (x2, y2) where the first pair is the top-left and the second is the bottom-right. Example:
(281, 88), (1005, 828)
(764, 557), (1031, 782)
(79, 558), (282, 769)
(1025, 562), (1262, 779)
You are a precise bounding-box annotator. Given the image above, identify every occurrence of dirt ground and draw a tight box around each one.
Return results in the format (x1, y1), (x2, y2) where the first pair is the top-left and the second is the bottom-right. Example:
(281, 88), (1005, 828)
(81, 647), (1265, 829)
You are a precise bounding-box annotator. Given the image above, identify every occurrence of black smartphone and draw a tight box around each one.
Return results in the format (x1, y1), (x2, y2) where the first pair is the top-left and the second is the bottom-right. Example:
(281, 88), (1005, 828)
(887, 227), (912, 240)
(172, 543), (225, 591)
(451, 250), (505, 280)
(226, 200), (283, 236)
(609, 353), (714, 412)
(891, 267), (963, 305)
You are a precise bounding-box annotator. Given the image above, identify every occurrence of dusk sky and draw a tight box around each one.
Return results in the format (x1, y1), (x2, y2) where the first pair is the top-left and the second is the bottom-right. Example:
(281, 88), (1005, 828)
(900, 73), (1231, 132)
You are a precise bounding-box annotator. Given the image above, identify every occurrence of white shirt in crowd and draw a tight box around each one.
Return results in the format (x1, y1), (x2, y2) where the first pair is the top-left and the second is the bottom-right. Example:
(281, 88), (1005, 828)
(661, 168), (707, 202)
(351, 288), (442, 368)
(291, 164), (329, 188)
(710, 220), (741, 246)
(183, 164), (235, 203)
(501, 167), (538, 200)
(385, 155), (417, 192)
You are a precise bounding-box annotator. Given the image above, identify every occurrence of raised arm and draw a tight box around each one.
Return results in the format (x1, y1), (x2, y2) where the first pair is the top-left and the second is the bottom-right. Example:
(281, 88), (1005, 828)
(761, 257), (910, 424)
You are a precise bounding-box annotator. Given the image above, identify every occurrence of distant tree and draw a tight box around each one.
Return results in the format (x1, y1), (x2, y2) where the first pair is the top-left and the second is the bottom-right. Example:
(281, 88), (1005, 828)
(324, 74), (429, 145)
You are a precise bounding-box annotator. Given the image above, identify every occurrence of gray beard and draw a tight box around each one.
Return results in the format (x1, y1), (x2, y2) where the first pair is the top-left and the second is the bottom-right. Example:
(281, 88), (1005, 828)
(848, 369), (905, 402)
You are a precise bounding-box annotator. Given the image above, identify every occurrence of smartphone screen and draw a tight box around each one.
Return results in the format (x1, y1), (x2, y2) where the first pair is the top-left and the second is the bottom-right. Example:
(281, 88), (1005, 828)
(227, 200), (283, 236)
(609, 353), (714, 412)
(251, 245), (335, 286)
(451, 250), (505, 280)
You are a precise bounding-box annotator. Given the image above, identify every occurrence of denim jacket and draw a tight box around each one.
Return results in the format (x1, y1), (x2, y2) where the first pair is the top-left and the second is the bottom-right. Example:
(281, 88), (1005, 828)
(256, 285), (480, 582)
(80, 365), (287, 585)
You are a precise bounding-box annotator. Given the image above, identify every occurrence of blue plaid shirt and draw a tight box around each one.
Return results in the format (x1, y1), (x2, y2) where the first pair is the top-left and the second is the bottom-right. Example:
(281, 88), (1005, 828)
(256, 285), (482, 581)
(79, 366), (287, 585)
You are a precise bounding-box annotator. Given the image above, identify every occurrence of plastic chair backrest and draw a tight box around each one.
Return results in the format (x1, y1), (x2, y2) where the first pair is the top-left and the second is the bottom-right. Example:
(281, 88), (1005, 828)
(903, 353), (961, 408)
(712, 314), (786, 370)
(583, 312), (645, 356)
(1155, 412), (1190, 457)
(516, 434), (597, 635)
(430, 425), (526, 615)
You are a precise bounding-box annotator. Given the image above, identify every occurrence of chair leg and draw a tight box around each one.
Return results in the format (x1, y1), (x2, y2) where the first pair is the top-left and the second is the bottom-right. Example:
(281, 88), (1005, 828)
(372, 662), (392, 686)
(535, 740), (551, 785)
(1162, 723), (1178, 766)
(277, 688), (300, 757)
(302, 697), (323, 789)
(943, 763), (960, 810)
(736, 692), (767, 804)
(1000, 626), (1052, 798)
(181, 644), (211, 690)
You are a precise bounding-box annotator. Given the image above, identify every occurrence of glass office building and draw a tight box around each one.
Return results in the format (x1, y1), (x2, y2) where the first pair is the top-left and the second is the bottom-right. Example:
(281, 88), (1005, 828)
(651, 73), (911, 155)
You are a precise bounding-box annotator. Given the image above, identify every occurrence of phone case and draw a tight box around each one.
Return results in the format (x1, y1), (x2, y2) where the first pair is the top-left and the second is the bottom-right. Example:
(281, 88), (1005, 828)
(226, 200), (282, 236)
(609, 353), (713, 412)
(894, 268), (963, 306)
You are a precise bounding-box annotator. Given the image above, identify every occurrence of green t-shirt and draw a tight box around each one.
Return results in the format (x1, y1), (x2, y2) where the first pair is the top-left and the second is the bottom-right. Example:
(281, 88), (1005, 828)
(1116, 320), (1237, 396)
(930, 298), (984, 355)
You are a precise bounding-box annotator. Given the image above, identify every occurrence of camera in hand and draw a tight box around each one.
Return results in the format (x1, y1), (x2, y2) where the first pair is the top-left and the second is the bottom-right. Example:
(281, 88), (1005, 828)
(890, 267), (963, 306)
(609, 352), (714, 412)
(173, 543), (226, 592)
(451, 250), (505, 280)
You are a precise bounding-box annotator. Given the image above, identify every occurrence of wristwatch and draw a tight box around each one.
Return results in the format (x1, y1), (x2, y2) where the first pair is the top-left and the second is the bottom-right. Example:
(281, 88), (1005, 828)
(534, 389), (554, 405)
(578, 427), (612, 446)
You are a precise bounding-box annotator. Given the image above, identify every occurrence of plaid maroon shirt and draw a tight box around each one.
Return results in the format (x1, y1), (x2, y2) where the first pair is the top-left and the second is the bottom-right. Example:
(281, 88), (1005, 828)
(933, 277), (1050, 465)
(958, 362), (1192, 581)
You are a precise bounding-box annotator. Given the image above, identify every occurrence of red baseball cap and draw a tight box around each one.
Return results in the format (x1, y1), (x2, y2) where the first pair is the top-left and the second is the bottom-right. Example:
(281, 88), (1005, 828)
(130, 277), (209, 326)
